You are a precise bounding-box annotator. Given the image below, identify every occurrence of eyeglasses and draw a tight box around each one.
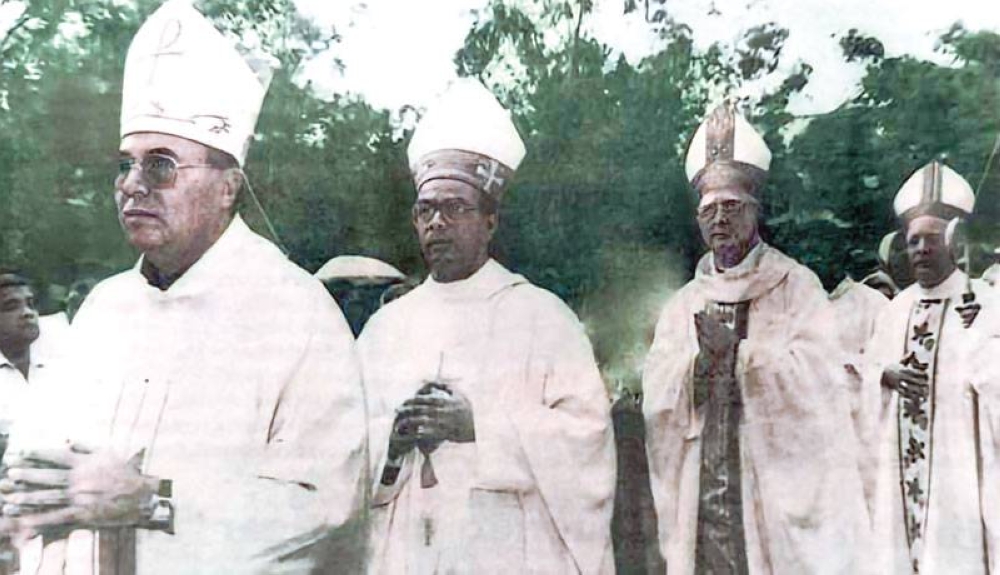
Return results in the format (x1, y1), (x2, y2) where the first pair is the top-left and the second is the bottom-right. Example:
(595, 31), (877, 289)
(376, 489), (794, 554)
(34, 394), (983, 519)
(412, 200), (481, 223)
(697, 199), (752, 221)
(116, 154), (215, 189)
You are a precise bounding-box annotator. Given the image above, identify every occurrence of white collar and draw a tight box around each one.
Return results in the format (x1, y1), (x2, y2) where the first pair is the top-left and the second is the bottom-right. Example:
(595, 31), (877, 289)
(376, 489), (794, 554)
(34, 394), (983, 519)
(422, 259), (526, 301)
(0, 347), (44, 371)
(694, 243), (798, 303)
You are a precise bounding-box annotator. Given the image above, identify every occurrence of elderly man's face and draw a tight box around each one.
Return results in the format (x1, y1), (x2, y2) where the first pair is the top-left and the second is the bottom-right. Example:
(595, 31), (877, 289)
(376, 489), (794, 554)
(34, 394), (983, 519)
(115, 133), (236, 271)
(412, 179), (497, 283)
(905, 215), (955, 289)
(697, 189), (759, 269)
(0, 285), (39, 352)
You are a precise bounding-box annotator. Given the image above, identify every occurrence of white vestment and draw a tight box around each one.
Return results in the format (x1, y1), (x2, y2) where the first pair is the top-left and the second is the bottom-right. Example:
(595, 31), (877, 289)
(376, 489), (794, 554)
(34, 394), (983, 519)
(830, 277), (889, 356)
(34, 314), (70, 363)
(642, 243), (870, 575)
(10, 216), (368, 575)
(830, 277), (890, 460)
(864, 270), (1000, 574)
(359, 259), (616, 574)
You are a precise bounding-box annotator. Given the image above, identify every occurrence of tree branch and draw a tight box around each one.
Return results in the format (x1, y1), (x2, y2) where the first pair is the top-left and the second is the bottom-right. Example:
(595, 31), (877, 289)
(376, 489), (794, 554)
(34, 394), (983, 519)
(569, 0), (586, 78)
(0, 10), (31, 58)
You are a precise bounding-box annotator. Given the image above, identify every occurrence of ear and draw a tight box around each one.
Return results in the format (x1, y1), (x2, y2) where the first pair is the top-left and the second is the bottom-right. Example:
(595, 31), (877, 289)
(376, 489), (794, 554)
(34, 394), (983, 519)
(218, 168), (242, 211)
(411, 207), (422, 231)
(485, 211), (499, 238)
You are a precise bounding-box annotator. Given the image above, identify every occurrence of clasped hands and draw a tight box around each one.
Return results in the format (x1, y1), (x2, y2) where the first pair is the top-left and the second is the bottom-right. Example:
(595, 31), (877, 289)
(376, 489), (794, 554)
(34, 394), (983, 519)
(388, 382), (475, 461)
(0, 444), (158, 541)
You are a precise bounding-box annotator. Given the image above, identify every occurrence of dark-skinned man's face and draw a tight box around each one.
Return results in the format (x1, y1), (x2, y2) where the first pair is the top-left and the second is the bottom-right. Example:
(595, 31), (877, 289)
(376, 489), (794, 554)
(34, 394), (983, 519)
(0, 285), (39, 352)
(905, 215), (956, 289)
(412, 179), (497, 283)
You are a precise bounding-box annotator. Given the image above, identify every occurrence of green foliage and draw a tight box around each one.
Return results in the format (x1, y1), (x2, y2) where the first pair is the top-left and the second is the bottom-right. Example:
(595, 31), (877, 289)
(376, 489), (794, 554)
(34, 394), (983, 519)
(735, 23), (788, 80)
(839, 29), (885, 62)
(764, 27), (1000, 282)
(0, 0), (149, 296)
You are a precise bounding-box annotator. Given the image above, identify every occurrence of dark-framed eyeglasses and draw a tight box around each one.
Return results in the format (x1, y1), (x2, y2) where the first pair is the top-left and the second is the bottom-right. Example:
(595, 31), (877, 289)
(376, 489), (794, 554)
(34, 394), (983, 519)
(412, 199), (481, 223)
(697, 199), (752, 221)
(116, 153), (215, 189)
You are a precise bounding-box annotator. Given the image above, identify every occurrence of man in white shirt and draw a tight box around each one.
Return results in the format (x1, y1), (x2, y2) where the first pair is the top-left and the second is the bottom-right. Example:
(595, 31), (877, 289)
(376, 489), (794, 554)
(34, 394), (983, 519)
(0, 273), (43, 457)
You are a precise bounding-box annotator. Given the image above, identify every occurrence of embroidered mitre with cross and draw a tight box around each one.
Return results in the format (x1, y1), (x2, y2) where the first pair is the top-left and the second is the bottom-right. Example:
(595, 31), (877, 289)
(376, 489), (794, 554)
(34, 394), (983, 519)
(120, 0), (278, 166)
(407, 78), (526, 200)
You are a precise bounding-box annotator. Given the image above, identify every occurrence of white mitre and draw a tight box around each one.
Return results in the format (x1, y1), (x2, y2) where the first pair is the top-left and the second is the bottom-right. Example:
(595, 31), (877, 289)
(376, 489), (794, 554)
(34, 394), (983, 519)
(877, 231), (900, 268)
(684, 103), (771, 205)
(893, 160), (975, 221)
(120, 0), (277, 166)
(407, 78), (526, 199)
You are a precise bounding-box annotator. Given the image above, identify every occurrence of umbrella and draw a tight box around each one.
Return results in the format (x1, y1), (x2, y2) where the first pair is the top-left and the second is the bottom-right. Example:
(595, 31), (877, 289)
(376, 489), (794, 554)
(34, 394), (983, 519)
(314, 256), (406, 286)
